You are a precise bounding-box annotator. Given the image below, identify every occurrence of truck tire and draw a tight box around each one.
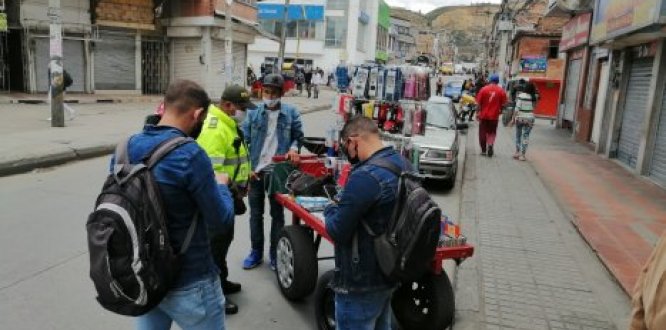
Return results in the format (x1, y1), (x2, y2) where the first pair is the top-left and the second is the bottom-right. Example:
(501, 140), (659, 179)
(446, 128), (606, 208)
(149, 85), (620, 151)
(275, 225), (318, 300)
(392, 272), (455, 330)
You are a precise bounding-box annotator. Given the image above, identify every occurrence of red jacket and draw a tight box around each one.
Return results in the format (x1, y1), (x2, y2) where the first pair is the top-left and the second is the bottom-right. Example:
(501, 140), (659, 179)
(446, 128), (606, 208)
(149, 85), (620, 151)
(476, 83), (507, 120)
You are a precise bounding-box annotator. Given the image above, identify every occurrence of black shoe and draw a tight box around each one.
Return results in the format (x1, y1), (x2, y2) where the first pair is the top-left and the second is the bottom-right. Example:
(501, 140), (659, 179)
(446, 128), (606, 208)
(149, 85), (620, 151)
(225, 299), (239, 315)
(487, 145), (494, 157)
(223, 280), (241, 295)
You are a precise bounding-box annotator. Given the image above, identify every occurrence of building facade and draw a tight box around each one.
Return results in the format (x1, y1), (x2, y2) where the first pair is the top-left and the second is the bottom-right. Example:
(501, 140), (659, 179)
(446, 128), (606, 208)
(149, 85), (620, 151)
(388, 16), (415, 64)
(248, 0), (380, 76)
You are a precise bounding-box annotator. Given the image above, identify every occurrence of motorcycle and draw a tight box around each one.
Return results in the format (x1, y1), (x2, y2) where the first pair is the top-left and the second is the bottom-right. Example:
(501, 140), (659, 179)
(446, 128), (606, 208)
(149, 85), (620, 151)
(458, 92), (477, 123)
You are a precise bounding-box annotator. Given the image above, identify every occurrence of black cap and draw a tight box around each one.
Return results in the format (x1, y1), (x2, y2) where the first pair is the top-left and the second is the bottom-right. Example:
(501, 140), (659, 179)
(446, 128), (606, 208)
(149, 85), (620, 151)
(221, 85), (257, 110)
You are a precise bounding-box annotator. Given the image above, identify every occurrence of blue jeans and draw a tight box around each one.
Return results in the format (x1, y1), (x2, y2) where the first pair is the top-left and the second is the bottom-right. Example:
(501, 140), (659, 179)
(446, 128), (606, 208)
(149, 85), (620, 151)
(515, 120), (534, 155)
(248, 174), (285, 259)
(335, 288), (393, 330)
(136, 275), (225, 330)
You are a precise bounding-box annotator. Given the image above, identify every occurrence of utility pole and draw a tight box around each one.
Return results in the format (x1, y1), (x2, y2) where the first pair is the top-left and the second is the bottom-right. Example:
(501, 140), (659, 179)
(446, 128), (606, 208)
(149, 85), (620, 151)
(276, 0), (290, 74)
(48, 0), (64, 127)
(224, 0), (233, 87)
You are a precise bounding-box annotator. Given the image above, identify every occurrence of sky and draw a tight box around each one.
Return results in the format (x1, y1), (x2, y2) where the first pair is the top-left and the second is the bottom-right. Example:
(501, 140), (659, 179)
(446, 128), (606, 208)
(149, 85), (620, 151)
(384, 0), (502, 14)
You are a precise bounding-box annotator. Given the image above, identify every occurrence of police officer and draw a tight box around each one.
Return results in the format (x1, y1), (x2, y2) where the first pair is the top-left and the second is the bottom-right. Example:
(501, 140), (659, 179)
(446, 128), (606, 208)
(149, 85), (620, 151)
(197, 84), (255, 315)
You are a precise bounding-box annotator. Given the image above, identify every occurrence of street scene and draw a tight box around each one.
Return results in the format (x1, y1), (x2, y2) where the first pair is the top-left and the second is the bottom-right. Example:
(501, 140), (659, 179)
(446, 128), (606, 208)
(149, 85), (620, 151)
(1, 0), (666, 330)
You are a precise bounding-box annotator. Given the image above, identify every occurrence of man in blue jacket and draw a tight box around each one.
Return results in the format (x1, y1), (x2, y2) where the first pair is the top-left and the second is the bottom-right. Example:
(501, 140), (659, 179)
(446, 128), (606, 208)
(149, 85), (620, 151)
(122, 80), (235, 330)
(241, 73), (304, 270)
(324, 116), (408, 330)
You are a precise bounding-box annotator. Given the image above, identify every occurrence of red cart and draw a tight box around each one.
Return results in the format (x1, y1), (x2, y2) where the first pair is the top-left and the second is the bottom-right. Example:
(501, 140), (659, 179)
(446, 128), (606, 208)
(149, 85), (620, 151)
(270, 157), (474, 330)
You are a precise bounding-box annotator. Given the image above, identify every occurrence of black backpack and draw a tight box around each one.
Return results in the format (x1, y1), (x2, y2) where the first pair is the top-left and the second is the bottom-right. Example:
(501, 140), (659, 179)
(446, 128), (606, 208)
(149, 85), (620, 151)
(63, 70), (73, 89)
(86, 136), (197, 316)
(360, 158), (441, 282)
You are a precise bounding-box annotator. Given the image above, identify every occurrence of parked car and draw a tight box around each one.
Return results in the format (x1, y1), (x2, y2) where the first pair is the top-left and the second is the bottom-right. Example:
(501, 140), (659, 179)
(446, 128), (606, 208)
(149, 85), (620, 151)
(444, 80), (464, 102)
(410, 96), (467, 188)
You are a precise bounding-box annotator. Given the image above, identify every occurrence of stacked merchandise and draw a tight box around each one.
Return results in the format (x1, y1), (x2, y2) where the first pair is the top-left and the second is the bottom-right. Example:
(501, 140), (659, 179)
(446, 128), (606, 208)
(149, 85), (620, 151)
(439, 216), (467, 247)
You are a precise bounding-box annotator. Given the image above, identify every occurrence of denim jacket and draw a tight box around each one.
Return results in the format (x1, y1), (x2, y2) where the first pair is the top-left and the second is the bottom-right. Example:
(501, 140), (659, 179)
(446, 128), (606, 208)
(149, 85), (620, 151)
(324, 147), (409, 293)
(109, 125), (234, 288)
(240, 102), (304, 171)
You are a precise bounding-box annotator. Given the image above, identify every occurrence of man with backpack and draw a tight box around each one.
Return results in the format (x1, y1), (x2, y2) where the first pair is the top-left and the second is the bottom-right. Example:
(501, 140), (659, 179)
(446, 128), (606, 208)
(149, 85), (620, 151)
(324, 116), (441, 330)
(88, 80), (235, 329)
(196, 85), (255, 315)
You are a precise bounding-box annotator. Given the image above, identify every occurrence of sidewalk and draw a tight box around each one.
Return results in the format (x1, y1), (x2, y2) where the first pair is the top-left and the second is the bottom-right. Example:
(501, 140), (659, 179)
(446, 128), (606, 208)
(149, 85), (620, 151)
(528, 122), (666, 294)
(0, 92), (164, 105)
(0, 90), (336, 176)
(454, 121), (630, 330)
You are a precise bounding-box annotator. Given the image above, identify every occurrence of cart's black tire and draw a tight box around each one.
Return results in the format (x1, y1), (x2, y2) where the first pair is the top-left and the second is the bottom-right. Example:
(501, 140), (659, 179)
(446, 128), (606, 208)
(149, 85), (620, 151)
(392, 272), (455, 330)
(275, 225), (318, 300)
(314, 270), (336, 330)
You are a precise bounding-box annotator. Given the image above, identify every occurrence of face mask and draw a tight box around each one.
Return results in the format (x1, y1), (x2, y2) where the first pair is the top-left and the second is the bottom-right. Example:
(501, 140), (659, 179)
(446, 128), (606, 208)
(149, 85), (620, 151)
(232, 110), (247, 123)
(263, 97), (280, 108)
(340, 139), (360, 165)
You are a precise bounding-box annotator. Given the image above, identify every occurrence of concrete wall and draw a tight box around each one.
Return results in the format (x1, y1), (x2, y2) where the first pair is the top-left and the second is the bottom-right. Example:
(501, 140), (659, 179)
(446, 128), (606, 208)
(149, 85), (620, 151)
(20, 0), (91, 32)
(513, 36), (564, 79)
(95, 0), (154, 26)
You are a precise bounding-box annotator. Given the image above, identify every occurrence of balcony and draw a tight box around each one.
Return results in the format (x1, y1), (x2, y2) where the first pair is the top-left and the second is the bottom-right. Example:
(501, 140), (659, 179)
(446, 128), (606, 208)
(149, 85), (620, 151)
(545, 0), (593, 17)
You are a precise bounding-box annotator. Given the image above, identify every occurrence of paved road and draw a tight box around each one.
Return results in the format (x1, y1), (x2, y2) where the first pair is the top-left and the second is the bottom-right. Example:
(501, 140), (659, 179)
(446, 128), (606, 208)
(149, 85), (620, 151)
(0, 108), (463, 329)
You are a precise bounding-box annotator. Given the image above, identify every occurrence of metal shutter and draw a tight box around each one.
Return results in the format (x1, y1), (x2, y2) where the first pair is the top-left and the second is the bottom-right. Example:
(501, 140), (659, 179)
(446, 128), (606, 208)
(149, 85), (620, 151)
(617, 58), (653, 168)
(94, 31), (136, 90)
(649, 87), (666, 186)
(35, 38), (86, 92)
(210, 40), (225, 99)
(233, 42), (247, 87)
(563, 58), (581, 121)
(172, 38), (202, 82)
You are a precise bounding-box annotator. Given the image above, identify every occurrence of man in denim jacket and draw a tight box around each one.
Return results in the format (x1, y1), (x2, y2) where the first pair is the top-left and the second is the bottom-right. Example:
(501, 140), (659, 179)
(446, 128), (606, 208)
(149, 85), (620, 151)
(240, 74), (304, 270)
(324, 116), (409, 330)
(120, 80), (235, 330)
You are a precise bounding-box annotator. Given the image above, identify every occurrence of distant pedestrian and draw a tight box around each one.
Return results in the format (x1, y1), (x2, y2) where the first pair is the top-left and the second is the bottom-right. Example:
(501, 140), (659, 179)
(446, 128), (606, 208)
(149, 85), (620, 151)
(510, 81), (539, 161)
(305, 68), (313, 98)
(296, 68), (305, 96)
(312, 69), (323, 99)
(47, 69), (76, 121)
(476, 74), (507, 157)
(630, 233), (666, 330)
(435, 77), (443, 96)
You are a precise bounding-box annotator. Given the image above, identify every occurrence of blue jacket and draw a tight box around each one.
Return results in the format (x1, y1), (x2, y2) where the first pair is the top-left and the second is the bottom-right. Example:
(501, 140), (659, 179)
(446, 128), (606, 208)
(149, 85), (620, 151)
(110, 125), (234, 288)
(240, 102), (304, 171)
(324, 147), (409, 293)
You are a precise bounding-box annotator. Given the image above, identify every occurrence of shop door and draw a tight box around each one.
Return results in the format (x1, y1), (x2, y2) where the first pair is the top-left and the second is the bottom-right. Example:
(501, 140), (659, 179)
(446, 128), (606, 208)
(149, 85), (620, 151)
(591, 61), (610, 145)
(563, 58), (581, 121)
(94, 31), (136, 90)
(617, 58), (654, 168)
(649, 86), (666, 187)
(142, 38), (169, 95)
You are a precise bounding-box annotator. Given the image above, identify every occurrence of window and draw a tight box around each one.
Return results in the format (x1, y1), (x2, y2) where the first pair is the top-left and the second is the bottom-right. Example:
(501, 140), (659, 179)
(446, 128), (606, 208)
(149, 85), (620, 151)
(548, 40), (559, 59)
(286, 21), (298, 38)
(327, 0), (348, 10)
(325, 16), (347, 48)
(298, 21), (316, 39)
(235, 0), (256, 6)
(261, 20), (318, 40)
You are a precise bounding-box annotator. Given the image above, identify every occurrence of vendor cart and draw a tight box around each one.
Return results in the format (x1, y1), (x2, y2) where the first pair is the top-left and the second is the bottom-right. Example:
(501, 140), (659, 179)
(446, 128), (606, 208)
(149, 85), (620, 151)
(271, 157), (474, 330)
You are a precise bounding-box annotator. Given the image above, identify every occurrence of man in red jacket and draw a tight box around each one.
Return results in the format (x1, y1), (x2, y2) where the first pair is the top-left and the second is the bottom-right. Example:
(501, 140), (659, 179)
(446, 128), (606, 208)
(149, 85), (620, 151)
(476, 74), (507, 157)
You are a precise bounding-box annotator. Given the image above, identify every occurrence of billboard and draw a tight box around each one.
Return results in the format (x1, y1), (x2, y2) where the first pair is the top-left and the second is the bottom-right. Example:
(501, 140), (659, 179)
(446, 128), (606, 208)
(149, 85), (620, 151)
(560, 13), (591, 51)
(591, 0), (662, 43)
(258, 4), (325, 21)
(520, 56), (547, 73)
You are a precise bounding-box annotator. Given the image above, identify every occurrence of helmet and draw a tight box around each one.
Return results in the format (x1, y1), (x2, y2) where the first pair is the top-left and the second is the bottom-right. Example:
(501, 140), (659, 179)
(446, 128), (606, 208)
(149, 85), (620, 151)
(263, 73), (284, 90)
(489, 74), (500, 84)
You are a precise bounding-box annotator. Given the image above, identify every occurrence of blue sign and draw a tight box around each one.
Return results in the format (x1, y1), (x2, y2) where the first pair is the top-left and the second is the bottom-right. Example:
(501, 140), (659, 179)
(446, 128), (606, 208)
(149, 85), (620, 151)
(520, 56), (547, 73)
(258, 4), (325, 21)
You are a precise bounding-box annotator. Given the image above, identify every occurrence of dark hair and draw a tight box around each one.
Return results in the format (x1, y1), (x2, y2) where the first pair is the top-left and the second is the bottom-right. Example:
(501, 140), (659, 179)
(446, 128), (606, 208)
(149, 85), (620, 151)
(164, 80), (211, 114)
(340, 115), (380, 140)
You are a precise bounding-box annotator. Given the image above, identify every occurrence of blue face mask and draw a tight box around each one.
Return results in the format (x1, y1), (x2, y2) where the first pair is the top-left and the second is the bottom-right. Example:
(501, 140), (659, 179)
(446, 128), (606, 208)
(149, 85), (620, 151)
(263, 97), (280, 108)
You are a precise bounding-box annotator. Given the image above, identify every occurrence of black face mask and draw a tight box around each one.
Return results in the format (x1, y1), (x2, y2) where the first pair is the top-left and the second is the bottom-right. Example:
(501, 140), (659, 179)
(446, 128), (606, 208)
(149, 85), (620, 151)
(340, 139), (360, 165)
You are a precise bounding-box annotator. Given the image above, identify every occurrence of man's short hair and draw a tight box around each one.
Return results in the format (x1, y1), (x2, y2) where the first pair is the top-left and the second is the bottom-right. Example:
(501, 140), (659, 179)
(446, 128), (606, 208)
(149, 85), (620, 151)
(340, 115), (380, 140)
(164, 80), (211, 114)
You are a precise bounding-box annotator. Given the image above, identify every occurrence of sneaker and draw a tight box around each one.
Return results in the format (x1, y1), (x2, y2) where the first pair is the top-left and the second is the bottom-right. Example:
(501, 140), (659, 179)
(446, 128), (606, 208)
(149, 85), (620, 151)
(270, 257), (277, 271)
(513, 152), (520, 160)
(242, 249), (263, 270)
(519, 155), (527, 161)
(224, 299), (239, 315)
(487, 145), (494, 157)
(480, 151), (486, 156)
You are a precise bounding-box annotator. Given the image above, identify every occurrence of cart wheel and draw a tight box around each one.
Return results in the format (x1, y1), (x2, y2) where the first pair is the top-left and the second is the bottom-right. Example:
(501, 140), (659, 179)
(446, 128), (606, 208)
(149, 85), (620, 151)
(392, 272), (454, 330)
(276, 225), (318, 300)
(314, 270), (336, 330)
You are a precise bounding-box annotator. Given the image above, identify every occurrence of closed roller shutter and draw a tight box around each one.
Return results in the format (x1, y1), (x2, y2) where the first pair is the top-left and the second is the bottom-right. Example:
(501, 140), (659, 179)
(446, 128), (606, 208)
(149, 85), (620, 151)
(649, 87), (666, 187)
(232, 42), (247, 87)
(94, 31), (136, 90)
(172, 38), (202, 82)
(563, 58), (581, 121)
(35, 38), (86, 92)
(617, 58), (653, 169)
(210, 40), (225, 99)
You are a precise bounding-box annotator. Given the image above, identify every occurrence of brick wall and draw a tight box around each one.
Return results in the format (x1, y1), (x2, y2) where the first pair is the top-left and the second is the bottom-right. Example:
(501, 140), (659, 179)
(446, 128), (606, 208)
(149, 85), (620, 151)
(514, 36), (564, 79)
(95, 0), (154, 25)
(177, 0), (214, 17)
(215, 1), (257, 23)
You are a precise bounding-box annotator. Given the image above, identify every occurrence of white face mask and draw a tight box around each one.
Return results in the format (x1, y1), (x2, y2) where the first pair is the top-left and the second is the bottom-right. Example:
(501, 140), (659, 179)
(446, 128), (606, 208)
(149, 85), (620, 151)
(263, 97), (280, 108)
(233, 110), (247, 123)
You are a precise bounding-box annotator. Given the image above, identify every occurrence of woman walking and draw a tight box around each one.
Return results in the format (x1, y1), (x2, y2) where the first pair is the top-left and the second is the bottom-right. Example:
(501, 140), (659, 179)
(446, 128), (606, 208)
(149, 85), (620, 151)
(511, 81), (539, 161)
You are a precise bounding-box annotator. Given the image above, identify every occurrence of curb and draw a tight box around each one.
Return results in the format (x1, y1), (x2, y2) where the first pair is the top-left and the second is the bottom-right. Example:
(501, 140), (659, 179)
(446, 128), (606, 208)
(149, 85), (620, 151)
(2, 97), (163, 105)
(0, 104), (331, 177)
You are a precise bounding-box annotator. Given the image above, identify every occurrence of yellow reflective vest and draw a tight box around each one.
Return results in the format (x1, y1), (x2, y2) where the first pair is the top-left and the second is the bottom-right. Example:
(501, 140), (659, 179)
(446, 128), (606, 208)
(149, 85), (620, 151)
(197, 105), (250, 187)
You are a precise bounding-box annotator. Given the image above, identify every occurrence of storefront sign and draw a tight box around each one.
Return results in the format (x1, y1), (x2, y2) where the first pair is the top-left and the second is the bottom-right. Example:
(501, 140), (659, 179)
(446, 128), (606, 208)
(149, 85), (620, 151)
(520, 56), (547, 73)
(591, 0), (662, 43)
(257, 4), (324, 21)
(560, 13), (591, 51)
(0, 13), (7, 32)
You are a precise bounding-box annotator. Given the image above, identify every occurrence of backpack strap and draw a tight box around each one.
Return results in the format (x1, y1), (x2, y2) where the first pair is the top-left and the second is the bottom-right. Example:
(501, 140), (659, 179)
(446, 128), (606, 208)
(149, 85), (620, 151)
(114, 136), (132, 166)
(180, 212), (198, 255)
(366, 157), (403, 177)
(145, 136), (194, 169)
